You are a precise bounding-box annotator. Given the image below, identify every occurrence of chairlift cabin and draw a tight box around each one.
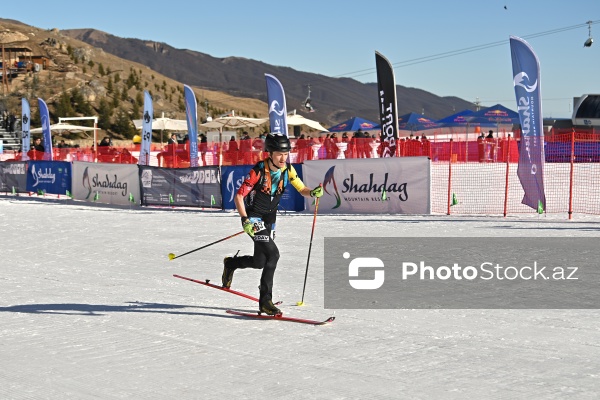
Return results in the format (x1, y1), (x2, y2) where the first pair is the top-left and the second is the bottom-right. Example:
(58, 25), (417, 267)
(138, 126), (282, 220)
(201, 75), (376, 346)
(303, 84), (314, 112)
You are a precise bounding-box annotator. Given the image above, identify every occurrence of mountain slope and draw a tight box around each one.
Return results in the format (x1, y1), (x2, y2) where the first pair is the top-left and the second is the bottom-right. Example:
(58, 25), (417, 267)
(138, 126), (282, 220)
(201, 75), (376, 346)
(63, 28), (475, 124)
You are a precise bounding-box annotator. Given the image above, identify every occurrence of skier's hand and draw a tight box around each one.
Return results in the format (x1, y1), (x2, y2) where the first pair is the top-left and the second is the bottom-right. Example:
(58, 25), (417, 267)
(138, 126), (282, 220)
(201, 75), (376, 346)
(310, 185), (323, 198)
(241, 217), (255, 237)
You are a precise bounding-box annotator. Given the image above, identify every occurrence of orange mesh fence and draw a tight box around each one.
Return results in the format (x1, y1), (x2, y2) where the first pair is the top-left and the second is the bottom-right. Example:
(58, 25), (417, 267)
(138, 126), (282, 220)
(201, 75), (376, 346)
(430, 132), (600, 216)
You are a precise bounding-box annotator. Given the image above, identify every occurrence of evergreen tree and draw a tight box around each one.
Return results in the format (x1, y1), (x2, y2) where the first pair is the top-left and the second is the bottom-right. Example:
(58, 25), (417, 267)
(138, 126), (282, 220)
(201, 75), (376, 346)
(107, 76), (114, 94)
(55, 90), (76, 117)
(72, 88), (94, 116)
(131, 101), (140, 119)
(112, 89), (120, 108)
(112, 110), (135, 139)
(135, 92), (144, 107)
(97, 98), (112, 130)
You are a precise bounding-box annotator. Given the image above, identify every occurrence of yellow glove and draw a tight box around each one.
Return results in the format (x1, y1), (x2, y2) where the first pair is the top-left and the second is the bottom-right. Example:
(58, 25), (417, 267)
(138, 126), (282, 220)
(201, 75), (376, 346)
(241, 218), (255, 237)
(310, 185), (323, 198)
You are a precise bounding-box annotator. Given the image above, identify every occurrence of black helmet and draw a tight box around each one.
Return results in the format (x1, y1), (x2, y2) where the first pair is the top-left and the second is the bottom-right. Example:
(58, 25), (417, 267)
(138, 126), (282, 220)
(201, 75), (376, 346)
(264, 133), (291, 153)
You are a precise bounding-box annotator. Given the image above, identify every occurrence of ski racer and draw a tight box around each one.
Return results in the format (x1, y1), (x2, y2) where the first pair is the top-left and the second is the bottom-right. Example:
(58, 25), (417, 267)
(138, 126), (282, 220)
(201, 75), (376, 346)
(222, 133), (323, 315)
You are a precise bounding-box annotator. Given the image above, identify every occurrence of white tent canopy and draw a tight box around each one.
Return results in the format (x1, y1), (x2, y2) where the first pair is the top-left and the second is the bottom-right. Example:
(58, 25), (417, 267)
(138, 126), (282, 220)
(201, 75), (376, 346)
(132, 117), (188, 131)
(286, 113), (328, 132)
(200, 116), (268, 130)
(30, 123), (97, 134)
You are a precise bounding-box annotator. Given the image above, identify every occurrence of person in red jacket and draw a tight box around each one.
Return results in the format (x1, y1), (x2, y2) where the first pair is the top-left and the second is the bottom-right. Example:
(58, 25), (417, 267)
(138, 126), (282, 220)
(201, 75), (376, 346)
(222, 133), (323, 315)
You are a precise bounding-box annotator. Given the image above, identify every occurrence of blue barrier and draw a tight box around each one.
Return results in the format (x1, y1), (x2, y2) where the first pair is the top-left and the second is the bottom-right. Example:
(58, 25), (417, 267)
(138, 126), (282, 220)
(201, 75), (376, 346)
(27, 161), (72, 195)
(221, 164), (305, 212)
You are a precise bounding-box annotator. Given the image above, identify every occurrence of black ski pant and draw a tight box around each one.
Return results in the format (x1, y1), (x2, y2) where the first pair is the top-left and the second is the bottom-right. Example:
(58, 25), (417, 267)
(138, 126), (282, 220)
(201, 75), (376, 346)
(228, 225), (279, 305)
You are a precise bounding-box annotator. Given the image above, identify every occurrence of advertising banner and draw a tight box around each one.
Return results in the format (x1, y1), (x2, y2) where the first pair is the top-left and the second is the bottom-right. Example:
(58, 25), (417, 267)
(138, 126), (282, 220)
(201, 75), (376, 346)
(510, 36), (546, 211)
(0, 161), (27, 192)
(21, 98), (30, 160)
(221, 164), (305, 212)
(27, 161), (71, 195)
(71, 162), (140, 205)
(139, 166), (221, 208)
(265, 74), (288, 136)
(139, 91), (153, 166)
(37, 98), (53, 161)
(375, 51), (399, 157)
(184, 85), (199, 167)
(302, 157), (430, 214)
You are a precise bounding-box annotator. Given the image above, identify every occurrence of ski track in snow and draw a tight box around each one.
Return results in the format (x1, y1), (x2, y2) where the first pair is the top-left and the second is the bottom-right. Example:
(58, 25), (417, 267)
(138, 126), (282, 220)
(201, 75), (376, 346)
(0, 197), (599, 399)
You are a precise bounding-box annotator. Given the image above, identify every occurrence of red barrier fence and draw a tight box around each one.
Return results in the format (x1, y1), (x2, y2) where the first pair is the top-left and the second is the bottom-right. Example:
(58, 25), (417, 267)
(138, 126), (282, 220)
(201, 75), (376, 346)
(3, 130), (600, 218)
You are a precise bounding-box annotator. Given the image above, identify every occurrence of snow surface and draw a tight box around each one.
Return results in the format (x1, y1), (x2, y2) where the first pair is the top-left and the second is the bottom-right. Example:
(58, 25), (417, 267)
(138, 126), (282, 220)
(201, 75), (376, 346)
(1, 197), (599, 399)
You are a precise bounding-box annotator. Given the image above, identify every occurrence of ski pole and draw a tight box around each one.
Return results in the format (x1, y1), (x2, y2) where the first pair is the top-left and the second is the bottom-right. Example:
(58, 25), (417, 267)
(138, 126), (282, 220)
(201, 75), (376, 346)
(168, 231), (244, 261)
(297, 195), (320, 306)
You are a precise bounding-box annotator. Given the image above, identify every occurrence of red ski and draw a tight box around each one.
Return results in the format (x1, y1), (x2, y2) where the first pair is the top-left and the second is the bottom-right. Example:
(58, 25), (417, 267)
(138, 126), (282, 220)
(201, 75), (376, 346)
(173, 274), (260, 302)
(226, 309), (335, 326)
(173, 274), (282, 305)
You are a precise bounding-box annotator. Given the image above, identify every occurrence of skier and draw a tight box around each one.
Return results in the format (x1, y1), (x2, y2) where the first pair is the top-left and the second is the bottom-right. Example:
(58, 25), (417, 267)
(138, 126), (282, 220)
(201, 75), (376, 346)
(223, 133), (323, 315)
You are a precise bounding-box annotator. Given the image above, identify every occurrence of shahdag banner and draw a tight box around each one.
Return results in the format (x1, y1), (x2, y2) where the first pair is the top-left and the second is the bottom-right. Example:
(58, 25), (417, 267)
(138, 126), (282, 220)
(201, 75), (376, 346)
(302, 157), (430, 214)
(21, 98), (30, 161)
(265, 74), (288, 136)
(139, 166), (221, 208)
(139, 91), (153, 166)
(510, 36), (546, 211)
(71, 162), (140, 206)
(37, 98), (53, 161)
(375, 51), (398, 157)
(26, 161), (71, 195)
(184, 85), (199, 167)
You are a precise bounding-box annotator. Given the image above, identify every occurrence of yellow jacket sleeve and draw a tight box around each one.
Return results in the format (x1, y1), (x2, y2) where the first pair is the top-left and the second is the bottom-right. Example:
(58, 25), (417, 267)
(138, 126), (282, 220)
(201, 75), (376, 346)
(288, 165), (306, 192)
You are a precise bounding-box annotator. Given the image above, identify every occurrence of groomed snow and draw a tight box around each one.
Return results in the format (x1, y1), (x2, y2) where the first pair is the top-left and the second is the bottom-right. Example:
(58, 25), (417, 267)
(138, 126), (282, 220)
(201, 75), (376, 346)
(1, 197), (599, 399)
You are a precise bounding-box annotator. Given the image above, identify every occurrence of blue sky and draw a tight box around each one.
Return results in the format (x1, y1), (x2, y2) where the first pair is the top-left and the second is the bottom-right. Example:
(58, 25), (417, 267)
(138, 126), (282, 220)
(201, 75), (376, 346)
(4, 0), (599, 118)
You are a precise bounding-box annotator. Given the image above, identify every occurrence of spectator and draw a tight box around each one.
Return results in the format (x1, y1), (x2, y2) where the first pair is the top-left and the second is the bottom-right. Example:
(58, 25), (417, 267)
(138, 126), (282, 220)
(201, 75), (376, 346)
(8, 113), (17, 133)
(228, 136), (239, 165)
(33, 137), (44, 152)
(329, 132), (340, 159)
(421, 135), (431, 158)
(252, 135), (265, 163)
(240, 131), (252, 165)
(168, 133), (178, 145)
(199, 133), (208, 166)
(485, 130), (496, 162)
(296, 134), (308, 163)
(354, 129), (370, 159)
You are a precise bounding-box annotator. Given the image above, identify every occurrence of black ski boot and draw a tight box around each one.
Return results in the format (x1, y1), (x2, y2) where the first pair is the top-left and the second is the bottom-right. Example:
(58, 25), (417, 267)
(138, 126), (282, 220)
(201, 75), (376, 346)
(259, 300), (281, 316)
(222, 257), (236, 288)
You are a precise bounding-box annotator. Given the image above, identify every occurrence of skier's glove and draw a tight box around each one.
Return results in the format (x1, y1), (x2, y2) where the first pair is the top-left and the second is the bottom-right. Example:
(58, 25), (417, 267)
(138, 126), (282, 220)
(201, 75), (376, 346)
(310, 185), (323, 198)
(241, 217), (255, 237)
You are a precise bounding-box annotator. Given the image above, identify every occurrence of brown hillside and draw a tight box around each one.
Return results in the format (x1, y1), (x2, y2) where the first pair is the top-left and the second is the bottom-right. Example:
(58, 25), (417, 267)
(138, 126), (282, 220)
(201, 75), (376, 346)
(61, 28), (476, 124)
(0, 18), (269, 145)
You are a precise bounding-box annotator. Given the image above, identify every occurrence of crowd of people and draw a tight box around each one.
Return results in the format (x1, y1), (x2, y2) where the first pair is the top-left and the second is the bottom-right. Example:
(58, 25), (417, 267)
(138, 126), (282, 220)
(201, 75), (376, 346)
(12, 125), (511, 166)
(1, 110), (18, 133)
(216, 129), (436, 163)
